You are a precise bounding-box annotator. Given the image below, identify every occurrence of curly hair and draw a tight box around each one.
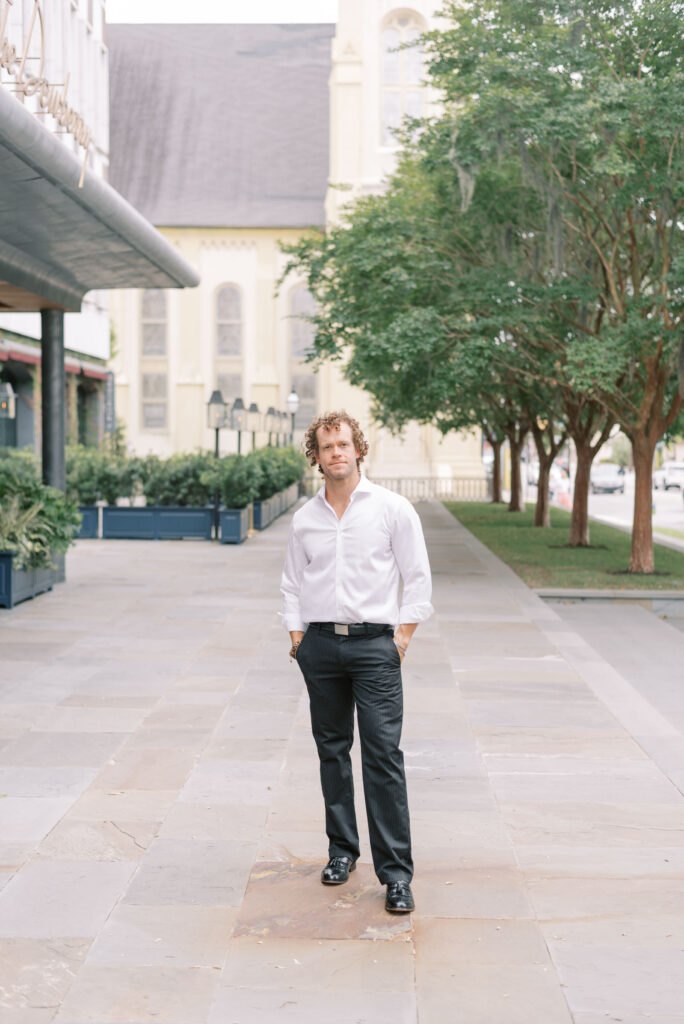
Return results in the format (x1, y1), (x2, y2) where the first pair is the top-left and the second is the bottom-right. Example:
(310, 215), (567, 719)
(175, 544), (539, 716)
(303, 410), (369, 475)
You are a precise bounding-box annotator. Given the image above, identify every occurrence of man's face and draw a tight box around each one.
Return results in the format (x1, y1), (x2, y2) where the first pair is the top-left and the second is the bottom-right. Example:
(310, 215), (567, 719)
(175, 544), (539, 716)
(315, 422), (360, 482)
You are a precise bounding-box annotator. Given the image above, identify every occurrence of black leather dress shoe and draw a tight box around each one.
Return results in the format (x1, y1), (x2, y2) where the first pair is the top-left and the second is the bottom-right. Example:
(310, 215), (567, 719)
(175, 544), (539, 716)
(385, 880), (415, 913)
(321, 856), (356, 885)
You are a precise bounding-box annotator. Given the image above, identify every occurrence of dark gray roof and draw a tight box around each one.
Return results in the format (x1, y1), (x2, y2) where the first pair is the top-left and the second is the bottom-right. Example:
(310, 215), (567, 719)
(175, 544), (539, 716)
(108, 23), (334, 229)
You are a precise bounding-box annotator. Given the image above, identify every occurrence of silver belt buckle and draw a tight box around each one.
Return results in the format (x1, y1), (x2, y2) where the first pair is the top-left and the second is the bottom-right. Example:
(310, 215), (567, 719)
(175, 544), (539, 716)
(334, 623), (349, 636)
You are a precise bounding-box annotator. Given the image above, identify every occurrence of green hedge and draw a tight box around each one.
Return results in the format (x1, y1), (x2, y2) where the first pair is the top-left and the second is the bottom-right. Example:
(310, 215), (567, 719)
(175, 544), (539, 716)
(246, 447), (308, 501)
(66, 444), (306, 509)
(0, 449), (80, 570)
(143, 452), (216, 507)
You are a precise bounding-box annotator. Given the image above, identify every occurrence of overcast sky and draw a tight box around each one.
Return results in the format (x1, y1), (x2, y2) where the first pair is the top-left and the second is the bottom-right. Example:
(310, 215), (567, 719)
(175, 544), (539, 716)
(106, 0), (338, 22)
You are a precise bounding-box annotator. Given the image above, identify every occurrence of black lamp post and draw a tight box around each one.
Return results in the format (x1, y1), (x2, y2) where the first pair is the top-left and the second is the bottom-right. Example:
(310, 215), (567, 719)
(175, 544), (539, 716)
(286, 387), (300, 445)
(248, 402), (261, 450)
(207, 389), (227, 540)
(231, 397), (246, 454)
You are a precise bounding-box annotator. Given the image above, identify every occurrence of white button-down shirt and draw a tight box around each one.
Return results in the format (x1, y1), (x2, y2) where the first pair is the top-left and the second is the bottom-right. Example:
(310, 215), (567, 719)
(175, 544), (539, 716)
(281, 475), (433, 632)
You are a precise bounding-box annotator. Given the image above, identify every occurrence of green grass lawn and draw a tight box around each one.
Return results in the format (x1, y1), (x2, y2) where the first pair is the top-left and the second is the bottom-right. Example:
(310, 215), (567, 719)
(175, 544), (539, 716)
(444, 502), (684, 590)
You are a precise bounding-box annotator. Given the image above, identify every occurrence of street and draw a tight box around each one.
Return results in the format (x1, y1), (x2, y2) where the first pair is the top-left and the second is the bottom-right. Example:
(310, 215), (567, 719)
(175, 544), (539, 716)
(526, 471), (684, 536)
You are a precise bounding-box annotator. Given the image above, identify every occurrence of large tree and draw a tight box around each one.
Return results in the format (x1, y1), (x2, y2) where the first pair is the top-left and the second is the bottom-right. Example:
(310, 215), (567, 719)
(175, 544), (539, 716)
(282, 148), (568, 520)
(424, 0), (684, 569)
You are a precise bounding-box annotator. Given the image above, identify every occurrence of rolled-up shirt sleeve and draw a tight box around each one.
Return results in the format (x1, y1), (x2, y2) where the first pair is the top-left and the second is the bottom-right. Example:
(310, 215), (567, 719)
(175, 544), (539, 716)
(392, 503), (434, 624)
(280, 522), (308, 632)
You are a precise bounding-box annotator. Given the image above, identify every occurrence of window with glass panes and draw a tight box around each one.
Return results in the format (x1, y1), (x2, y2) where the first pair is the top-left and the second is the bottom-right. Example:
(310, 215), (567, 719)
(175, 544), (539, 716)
(289, 287), (317, 430)
(216, 285), (242, 356)
(141, 290), (167, 357)
(141, 373), (167, 430)
(216, 373), (242, 406)
(140, 290), (168, 430)
(381, 11), (425, 147)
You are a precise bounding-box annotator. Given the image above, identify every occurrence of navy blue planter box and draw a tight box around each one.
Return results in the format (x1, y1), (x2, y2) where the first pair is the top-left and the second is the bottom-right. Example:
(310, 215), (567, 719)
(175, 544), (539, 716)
(77, 506), (99, 539)
(102, 506), (213, 540)
(253, 495), (277, 530)
(0, 551), (63, 609)
(253, 482), (300, 531)
(219, 506), (250, 544)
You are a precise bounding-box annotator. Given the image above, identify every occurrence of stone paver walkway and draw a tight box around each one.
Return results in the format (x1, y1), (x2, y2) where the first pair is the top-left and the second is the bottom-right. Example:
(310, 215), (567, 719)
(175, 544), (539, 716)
(1, 500), (683, 1023)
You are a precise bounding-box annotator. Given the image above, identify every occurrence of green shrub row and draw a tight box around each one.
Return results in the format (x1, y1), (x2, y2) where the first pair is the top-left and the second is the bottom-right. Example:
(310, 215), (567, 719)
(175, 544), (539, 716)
(65, 445), (308, 509)
(0, 449), (81, 570)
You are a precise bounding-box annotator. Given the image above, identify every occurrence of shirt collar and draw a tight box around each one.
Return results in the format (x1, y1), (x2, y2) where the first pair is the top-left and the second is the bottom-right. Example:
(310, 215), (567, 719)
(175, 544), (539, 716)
(316, 473), (373, 508)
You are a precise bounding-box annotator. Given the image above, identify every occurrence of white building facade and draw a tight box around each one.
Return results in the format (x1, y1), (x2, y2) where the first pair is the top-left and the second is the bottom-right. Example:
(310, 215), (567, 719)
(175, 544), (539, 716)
(0, 0), (111, 449)
(107, 5), (484, 486)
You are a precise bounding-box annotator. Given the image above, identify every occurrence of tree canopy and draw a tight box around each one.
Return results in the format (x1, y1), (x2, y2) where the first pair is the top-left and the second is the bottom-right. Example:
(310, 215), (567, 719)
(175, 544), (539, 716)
(283, 0), (684, 571)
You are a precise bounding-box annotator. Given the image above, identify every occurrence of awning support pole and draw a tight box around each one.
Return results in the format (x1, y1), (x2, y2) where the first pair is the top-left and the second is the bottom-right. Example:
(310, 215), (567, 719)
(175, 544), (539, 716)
(41, 308), (66, 491)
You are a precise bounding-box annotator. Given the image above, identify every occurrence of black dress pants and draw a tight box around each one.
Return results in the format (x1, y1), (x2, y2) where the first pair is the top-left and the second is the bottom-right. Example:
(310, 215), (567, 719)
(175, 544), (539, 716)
(296, 624), (413, 884)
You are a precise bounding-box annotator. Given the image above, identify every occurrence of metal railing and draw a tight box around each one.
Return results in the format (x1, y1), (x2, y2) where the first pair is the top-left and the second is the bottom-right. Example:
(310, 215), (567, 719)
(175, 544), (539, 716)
(370, 477), (489, 501)
(301, 474), (489, 501)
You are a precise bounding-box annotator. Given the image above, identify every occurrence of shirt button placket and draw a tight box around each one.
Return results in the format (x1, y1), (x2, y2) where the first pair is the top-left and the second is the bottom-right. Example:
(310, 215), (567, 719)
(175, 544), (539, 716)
(335, 520), (343, 621)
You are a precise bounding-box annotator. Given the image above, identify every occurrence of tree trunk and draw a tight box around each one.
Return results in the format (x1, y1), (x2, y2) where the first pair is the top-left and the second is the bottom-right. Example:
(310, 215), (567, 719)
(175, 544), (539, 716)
(509, 437), (525, 512)
(569, 442), (593, 546)
(491, 439), (503, 502)
(530, 421), (566, 528)
(535, 462), (551, 526)
(629, 434), (657, 573)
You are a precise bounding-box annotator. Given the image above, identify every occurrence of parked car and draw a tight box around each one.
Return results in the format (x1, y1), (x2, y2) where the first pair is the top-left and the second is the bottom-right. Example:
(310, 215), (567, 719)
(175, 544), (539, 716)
(590, 462), (625, 494)
(654, 460), (684, 490)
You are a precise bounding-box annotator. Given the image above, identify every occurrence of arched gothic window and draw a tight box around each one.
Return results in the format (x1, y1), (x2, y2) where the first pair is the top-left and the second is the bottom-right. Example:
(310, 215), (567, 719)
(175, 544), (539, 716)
(289, 286), (317, 430)
(381, 11), (425, 147)
(216, 285), (242, 356)
(290, 286), (316, 359)
(140, 290), (168, 430)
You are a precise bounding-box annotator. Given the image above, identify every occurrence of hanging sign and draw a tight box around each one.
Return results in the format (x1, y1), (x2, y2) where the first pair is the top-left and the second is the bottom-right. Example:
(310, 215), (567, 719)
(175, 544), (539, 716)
(0, 0), (92, 186)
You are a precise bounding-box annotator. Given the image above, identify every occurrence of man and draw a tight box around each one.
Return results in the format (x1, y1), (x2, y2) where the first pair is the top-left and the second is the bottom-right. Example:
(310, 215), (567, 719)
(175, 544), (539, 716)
(281, 410), (433, 913)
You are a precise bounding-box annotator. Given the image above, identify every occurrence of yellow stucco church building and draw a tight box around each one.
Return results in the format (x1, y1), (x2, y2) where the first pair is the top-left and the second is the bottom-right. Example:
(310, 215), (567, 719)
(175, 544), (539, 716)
(108, 2), (484, 487)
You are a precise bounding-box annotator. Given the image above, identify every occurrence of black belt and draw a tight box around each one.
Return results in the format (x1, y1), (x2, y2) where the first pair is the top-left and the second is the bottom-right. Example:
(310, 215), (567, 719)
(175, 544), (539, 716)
(309, 621), (393, 638)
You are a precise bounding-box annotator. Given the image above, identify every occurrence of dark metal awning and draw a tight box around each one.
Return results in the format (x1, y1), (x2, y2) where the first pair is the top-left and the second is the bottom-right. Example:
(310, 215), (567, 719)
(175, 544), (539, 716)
(0, 86), (199, 313)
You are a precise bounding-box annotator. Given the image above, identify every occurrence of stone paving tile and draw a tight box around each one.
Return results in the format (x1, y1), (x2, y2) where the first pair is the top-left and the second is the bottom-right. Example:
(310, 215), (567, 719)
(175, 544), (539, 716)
(528, 876), (684, 921)
(234, 860), (411, 941)
(156, 801), (268, 842)
(53, 965), (221, 1024)
(0, 733), (125, 768)
(32, 708), (148, 733)
(411, 863), (533, 919)
(121, 839), (257, 907)
(0, 937), (91, 1020)
(86, 905), (238, 967)
(500, 800), (684, 847)
(549, 943), (684, 1017)
(572, 1017), (684, 1024)
(0, 796), (75, 842)
(92, 748), (198, 790)
(208, 987), (418, 1023)
(65, 788), (178, 823)
(416, 964), (574, 1024)
(0, 842), (35, 873)
(475, 725), (650, 758)
(36, 818), (159, 862)
(178, 760), (280, 805)
(221, 935), (415, 991)
(0, 861), (136, 937)
(413, 917), (551, 965)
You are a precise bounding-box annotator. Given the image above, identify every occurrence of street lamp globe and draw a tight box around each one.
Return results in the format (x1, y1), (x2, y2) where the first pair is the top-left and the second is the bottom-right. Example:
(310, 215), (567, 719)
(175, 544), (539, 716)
(286, 388), (300, 417)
